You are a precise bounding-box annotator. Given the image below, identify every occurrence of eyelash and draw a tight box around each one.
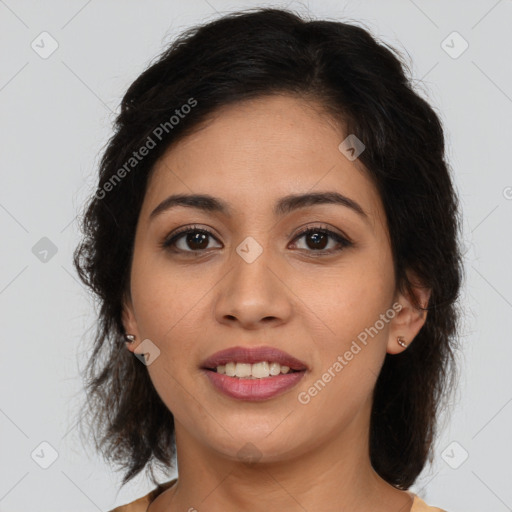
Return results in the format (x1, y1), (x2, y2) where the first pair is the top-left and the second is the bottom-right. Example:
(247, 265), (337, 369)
(160, 224), (353, 256)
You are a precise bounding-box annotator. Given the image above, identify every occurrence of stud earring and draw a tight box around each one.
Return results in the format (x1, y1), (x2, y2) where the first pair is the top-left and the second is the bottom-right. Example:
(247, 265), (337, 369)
(397, 336), (407, 348)
(125, 334), (136, 343)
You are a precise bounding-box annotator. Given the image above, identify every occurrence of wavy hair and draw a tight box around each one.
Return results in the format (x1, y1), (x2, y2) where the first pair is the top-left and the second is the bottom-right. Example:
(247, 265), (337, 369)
(73, 7), (465, 490)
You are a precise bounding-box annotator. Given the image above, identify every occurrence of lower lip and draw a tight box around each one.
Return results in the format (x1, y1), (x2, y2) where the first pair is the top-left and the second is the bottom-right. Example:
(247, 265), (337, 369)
(202, 369), (306, 401)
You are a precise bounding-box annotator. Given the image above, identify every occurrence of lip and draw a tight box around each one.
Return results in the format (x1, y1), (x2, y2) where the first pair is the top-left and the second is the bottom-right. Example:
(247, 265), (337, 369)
(202, 369), (306, 401)
(200, 345), (308, 371)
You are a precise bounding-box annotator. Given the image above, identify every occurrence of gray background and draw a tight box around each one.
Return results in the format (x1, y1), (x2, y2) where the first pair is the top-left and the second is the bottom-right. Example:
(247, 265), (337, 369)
(1, 0), (511, 510)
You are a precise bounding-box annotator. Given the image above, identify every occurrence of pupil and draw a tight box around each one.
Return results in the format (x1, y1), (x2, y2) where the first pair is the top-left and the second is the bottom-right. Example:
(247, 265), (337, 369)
(188, 232), (208, 250)
(308, 232), (327, 250)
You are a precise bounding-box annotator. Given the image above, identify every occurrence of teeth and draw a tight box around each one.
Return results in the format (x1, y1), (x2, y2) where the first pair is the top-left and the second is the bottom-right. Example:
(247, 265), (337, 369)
(269, 362), (281, 376)
(215, 361), (295, 378)
(235, 362), (252, 378)
(225, 362), (236, 376)
(252, 361), (269, 378)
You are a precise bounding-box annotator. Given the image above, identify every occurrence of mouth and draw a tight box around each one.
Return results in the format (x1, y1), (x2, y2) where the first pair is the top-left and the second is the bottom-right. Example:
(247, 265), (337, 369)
(200, 346), (308, 401)
(200, 345), (308, 373)
(203, 362), (303, 378)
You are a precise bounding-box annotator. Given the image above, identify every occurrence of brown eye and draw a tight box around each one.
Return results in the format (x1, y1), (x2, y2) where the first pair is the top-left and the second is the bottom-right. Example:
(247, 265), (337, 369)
(303, 231), (329, 250)
(180, 231), (210, 250)
(291, 227), (352, 253)
(161, 227), (221, 253)
(160, 224), (352, 255)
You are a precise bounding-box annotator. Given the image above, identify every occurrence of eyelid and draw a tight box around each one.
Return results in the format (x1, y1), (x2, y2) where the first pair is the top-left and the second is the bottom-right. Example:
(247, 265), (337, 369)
(289, 224), (353, 253)
(289, 222), (352, 244)
(160, 224), (221, 250)
(162, 223), (350, 242)
(160, 223), (353, 253)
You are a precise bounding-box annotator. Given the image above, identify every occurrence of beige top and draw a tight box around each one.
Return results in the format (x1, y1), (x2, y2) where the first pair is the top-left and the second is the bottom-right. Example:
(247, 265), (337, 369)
(108, 478), (448, 512)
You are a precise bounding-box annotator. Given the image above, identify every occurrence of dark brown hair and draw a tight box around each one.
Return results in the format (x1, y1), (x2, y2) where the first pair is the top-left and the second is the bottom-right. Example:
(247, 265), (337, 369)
(73, 7), (465, 490)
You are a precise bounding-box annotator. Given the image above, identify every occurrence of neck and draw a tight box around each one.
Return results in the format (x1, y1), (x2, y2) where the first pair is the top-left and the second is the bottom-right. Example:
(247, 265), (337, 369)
(149, 397), (413, 512)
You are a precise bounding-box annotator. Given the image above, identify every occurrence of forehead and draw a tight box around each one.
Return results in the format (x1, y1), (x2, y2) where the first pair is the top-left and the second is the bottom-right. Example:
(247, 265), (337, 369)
(143, 94), (384, 230)
(165, 94), (347, 171)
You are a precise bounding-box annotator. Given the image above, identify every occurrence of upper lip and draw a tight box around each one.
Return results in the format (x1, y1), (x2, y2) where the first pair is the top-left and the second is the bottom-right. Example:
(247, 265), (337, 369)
(201, 346), (308, 371)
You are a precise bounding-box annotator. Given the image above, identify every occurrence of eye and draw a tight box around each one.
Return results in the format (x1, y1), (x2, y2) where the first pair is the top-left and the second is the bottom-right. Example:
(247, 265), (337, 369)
(160, 224), (353, 255)
(290, 225), (353, 254)
(160, 225), (221, 253)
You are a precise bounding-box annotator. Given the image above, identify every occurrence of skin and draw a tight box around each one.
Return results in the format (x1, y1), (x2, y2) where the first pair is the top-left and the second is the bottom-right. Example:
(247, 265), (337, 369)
(122, 94), (431, 512)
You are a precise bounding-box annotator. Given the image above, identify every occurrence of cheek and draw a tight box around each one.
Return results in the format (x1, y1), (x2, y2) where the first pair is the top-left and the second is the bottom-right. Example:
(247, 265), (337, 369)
(130, 257), (229, 400)
(334, 279), (393, 340)
(297, 252), (394, 340)
(295, 253), (395, 397)
(131, 239), (194, 322)
(293, 269), (393, 432)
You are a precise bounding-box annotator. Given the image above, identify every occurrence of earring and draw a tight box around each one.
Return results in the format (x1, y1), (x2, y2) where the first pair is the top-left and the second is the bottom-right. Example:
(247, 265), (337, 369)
(125, 334), (136, 343)
(397, 336), (407, 348)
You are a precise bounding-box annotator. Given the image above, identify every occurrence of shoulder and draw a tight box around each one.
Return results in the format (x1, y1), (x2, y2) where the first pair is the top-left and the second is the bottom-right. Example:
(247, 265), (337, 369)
(410, 493), (449, 512)
(108, 493), (150, 512)
(107, 478), (178, 512)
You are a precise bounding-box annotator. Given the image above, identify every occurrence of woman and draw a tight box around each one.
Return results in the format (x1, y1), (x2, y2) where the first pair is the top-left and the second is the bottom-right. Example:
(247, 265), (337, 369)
(73, 7), (464, 512)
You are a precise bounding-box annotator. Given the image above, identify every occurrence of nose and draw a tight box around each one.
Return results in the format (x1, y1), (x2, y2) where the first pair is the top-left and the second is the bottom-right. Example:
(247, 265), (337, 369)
(213, 248), (293, 330)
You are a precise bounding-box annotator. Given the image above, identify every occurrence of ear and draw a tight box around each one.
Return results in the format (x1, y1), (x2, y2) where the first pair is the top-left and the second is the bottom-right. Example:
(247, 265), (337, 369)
(122, 292), (140, 354)
(386, 270), (431, 355)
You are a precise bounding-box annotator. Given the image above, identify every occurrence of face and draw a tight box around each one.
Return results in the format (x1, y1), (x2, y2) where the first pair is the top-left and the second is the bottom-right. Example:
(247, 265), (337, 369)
(122, 94), (429, 464)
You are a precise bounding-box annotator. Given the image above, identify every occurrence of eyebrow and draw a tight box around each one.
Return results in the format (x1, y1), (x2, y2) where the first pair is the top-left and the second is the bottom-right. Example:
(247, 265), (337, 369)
(149, 192), (369, 223)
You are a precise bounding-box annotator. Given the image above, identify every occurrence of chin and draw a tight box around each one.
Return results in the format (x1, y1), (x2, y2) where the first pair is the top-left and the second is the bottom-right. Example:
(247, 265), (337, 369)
(205, 432), (303, 465)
